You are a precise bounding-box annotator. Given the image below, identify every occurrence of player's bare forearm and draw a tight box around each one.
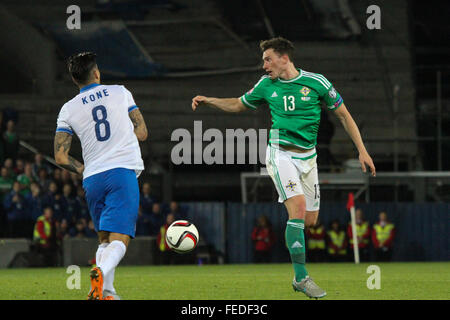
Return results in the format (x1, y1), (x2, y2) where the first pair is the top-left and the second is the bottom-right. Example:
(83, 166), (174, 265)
(54, 132), (84, 175)
(129, 108), (148, 141)
(58, 156), (84, 175)
(192, 96), (246, 113)
(338, 109), (367, 154)
(334, 103), (376, 176)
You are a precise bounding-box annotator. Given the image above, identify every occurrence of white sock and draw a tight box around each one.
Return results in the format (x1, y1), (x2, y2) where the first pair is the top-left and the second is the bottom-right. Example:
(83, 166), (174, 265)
(95, 242), (118, 294)
(103, 267), (116, 294)
(96, 243), (109, 265)
(98, 240), (126, 290)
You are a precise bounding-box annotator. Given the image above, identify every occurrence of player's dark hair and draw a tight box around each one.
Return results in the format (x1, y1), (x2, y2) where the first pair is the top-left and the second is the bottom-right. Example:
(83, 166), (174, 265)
(67, 52), (98, 85)
(259, 37), (294, 60)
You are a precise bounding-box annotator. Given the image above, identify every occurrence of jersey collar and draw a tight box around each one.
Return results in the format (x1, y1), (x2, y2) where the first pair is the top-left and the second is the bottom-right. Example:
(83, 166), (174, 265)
(278, 69), (303, 83)
(80, 83), (101, 93)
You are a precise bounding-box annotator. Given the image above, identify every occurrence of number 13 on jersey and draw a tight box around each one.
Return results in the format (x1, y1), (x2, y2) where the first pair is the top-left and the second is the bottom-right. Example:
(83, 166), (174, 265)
(283, 95), (295, 111)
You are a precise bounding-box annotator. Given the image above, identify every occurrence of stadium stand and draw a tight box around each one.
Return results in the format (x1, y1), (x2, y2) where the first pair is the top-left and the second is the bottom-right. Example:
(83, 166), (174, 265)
(0, 0), (422, 202)
(0, 1), (448, 267)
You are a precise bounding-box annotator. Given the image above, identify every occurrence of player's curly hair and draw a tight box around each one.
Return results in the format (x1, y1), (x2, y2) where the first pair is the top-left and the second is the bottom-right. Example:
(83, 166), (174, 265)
(67, 52), (97, 85)
(259, 37), (294, 60)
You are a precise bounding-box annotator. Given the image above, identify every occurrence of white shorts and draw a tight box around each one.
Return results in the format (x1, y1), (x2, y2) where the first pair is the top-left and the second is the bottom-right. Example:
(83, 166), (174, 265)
(265, 144), (320, 211)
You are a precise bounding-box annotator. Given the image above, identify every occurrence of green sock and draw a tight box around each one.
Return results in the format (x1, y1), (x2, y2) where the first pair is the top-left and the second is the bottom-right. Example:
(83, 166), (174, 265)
(285, 219), (308, 282)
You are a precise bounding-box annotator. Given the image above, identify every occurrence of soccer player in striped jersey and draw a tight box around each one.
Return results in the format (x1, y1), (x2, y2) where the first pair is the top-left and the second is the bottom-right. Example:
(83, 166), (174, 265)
(192, 37), (375, 299)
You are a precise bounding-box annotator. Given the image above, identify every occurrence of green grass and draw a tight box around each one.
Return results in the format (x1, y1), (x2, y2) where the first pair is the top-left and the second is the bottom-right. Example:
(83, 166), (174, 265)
(0, 262), (449, 300)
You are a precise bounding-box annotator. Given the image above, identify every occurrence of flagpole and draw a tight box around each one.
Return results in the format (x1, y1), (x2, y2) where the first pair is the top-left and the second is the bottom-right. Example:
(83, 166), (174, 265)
(347, 193), (360, 264)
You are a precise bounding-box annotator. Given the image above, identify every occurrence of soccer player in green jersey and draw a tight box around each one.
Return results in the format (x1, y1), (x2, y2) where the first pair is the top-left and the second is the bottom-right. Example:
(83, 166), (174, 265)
(192, 37), (376, 298)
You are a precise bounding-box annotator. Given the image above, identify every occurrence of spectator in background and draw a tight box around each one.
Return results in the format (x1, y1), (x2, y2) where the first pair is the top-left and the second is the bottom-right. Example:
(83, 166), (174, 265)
(32, 153), (52, 181)
(306, 218), (326, 262)
(70, 172), (82, 190)
(3, 120), (19, 161)
(17, 162), (35, 197)
(347, 208), (371, 262)
(36, 168), (51, 192)
(0, 166), (14, 200)
(156, 213), (176, 265)
(0, 166), (13, 237)
(26, 182), (44, 221)
(33, 206), (57, 267)
(149, 202), (164, 236)
(60, 170), (73, 190)
(44, 181), (62, 221)
(60, 184), (77, 224)
(85, 220), (97, 238)
(13, 159), (25, 176)
(372, 212), (395, 262)
(70, 218), (87, 238)
(135, 205), (151, 236)
(3, 181), (28, 237)
(140, 182), (156, 214)
(4, 158), (16, 180)
(326, 220), (348, 262)
(55, 218), (70, 242)
(1, 107), (19, 132)
(52, 168), (63, 190)
(251, 215), (276, 263)
(166, 200), (184, 220)
(74, 185), (90, 221)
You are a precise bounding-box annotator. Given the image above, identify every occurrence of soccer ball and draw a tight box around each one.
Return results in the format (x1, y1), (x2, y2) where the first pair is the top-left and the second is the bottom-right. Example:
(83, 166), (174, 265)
(165, 220), (199, 253)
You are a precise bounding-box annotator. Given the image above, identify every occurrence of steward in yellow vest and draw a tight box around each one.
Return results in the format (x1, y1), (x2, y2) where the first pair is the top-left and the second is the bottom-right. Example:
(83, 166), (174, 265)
(326, 220), (348, 262)
(33, 207), (57, 267)
(306, 220), (326, 262)
(372, 212), (395, 261)
(347, 209), (371, 261)
(33, 209), (53, 248)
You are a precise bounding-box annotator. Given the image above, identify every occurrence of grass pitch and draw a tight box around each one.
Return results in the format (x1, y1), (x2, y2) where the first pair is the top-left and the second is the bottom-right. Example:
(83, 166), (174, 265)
(0, 262), (448, 300)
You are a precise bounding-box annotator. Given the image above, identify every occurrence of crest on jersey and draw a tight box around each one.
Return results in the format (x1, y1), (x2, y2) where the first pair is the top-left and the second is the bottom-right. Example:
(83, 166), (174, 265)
(285, 180), (297, 192)
(300, 86), (311, 96)
(328, 87), (337, 99)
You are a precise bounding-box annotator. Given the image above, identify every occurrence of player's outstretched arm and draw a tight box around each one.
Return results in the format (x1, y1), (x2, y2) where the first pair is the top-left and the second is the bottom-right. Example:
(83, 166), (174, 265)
(129, 108), (148, 141)
(192, 96), (247, 113)
(54, 132), (84, 175)
(334, 103), (376, 177)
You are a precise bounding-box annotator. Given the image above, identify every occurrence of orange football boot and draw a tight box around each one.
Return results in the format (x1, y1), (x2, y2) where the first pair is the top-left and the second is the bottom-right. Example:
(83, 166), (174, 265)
(87, 267), (104, 300)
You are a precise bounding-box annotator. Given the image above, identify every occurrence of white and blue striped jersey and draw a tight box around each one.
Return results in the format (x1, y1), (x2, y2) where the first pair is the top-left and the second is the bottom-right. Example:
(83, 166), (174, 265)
(56, 83), (144, 179)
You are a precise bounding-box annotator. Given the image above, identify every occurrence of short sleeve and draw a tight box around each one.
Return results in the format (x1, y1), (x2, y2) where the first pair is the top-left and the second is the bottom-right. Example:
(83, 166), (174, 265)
(56, 105), (73, 135)
(124, 86), (138, 112)
(240, 76), (268, 110)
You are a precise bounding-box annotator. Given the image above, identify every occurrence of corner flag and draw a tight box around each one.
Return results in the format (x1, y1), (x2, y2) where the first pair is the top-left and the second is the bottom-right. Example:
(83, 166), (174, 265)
(347, 192), (360, 264)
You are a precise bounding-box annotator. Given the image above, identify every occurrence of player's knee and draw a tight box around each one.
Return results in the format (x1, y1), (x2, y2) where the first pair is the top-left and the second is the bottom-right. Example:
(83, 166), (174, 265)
(285, 195), (307, 220)
(305, 211), (319, 227)
(98, 231), (110, 244)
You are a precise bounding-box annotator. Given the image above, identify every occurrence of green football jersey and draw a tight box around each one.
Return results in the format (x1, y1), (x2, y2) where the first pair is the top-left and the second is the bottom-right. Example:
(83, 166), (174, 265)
(240, 69), (343, 149)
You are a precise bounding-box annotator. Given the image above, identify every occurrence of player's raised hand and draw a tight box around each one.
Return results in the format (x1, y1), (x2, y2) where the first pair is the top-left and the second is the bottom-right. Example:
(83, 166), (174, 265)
(192, 95), (207, 111)
(359, 152), (376, 177)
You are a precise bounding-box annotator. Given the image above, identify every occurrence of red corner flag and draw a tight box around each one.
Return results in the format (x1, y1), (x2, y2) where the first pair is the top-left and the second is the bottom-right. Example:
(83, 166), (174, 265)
(347, 192), (354, 211)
